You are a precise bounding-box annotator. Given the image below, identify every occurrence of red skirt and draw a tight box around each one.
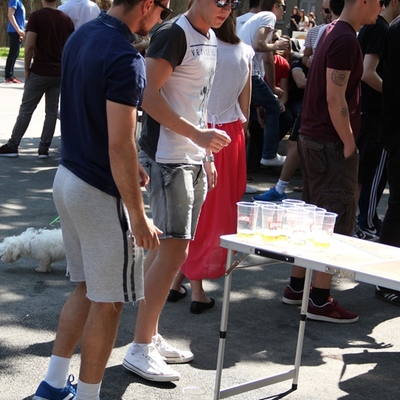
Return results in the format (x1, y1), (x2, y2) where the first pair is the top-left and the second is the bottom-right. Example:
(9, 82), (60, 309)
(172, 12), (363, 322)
(181, 119), (247, 280)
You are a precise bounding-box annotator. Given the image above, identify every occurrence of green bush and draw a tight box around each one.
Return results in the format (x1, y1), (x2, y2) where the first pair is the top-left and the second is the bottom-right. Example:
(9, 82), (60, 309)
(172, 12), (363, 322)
(0, 47), (25, 58)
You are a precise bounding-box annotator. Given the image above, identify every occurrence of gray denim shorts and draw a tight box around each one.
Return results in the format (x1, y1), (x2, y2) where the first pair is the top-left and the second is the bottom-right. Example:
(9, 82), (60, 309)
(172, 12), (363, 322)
(139, 151), (207, 239)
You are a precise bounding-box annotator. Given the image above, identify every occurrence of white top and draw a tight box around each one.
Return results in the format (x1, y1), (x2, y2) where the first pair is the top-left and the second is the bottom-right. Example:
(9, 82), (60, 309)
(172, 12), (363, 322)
(58, 0), (100, 30)
(236, 12), (256, 31)
(140, 15), (218, 164)
(207, 40), (254, 126)
(237, 11), (276, 77)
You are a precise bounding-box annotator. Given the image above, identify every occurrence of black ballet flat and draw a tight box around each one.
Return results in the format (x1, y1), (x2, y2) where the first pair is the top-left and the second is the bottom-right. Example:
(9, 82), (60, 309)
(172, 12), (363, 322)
(167, 285), (187, 303)
(190, 298), (215, 314)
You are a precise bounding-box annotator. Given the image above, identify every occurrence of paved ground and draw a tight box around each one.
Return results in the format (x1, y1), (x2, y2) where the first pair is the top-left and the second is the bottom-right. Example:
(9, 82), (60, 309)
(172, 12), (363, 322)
(1, 58), (400, 400)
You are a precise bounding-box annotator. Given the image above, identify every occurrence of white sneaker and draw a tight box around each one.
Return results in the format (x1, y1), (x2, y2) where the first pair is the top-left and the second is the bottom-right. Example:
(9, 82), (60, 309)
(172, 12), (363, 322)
(260, 154), (286, 166)
(153, 334), (194, 364)
(245, 185), (258, 194)
(123, 343), (180, 382)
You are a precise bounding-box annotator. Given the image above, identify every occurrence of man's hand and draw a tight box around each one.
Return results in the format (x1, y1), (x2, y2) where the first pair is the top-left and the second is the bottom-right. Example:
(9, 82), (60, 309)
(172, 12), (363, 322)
(274, 39), (290, 51)
(131, 215), (162, 250)
(273, 86), (284, 99)
(138, 163), (149, 187)
(203, 160), (217, 191)
(192, 128), (231, 153)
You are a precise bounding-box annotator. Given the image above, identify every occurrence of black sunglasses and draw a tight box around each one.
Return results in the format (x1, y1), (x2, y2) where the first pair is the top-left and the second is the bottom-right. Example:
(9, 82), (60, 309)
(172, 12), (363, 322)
(322, 7), (331, 13)
(215, 0), (241, 11)
(154, 0), (173, 20)
(275, 3), (287, 11)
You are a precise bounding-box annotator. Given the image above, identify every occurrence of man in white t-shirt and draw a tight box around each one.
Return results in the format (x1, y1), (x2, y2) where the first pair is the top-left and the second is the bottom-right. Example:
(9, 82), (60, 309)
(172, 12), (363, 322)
(237, 0), (289, 166)
(58, 0), (100, 30)
(236, 0), (261, 30)
(123, 0), (232, 383)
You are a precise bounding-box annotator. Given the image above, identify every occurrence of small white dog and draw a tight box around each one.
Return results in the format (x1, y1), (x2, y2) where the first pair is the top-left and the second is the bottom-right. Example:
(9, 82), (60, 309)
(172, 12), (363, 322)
(0, 227), (65, 272)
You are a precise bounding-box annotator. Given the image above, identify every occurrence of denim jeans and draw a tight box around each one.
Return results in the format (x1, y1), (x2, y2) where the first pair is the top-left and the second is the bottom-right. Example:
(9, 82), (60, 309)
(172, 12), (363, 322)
(5, 32), (21, 79)
(8, 73), (61, 151)
(138, 151), (207, 239)
(251, 75), (281, 160)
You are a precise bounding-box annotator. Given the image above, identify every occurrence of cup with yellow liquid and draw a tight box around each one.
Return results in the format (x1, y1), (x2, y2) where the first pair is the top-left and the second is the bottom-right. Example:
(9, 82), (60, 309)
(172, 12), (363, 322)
(310, 211), (337, 249)
(236, 202), (260, 239)
(261, 204), (279, 242)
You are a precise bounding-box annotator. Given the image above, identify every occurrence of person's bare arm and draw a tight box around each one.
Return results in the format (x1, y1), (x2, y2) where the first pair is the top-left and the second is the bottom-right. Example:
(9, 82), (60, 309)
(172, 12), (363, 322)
(24, 31), (36, 80)
(361, 53), (381, 93)
(252, 27), (288, 53)
(8, 7), (25, 38)
(107, 100), (162, 250)
(142, 57), (231, 153)
(302, 46), (313, 67)
(326, 68), (355, 158)
(292, 68), (307, 89)
(238, 60), (252, 132)
(279, 77), (289, 108)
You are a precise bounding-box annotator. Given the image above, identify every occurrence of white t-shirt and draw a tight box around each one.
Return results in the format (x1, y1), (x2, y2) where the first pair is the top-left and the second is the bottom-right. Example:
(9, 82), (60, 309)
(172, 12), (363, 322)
(236, 12), (256, 31)
(207, 40), (254, 125)
(139, 15), (218, 164)
(237, 11), (276, 77)
(58, 0), (100, 30)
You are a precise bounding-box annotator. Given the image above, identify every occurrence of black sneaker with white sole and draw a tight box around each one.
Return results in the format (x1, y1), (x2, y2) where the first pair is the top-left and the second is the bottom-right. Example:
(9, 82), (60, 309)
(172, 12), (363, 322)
(0, 143), (18, 157)
(375, 286), (400, 306)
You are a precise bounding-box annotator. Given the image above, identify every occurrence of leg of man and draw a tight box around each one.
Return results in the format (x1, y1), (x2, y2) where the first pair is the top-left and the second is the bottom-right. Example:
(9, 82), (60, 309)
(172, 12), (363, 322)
(39, 77), (61, 153)
(251, 75), (281, 161)
(5, 32), (21, 79)
(8, 73), (46, 149)
(134, 239), (189, 343)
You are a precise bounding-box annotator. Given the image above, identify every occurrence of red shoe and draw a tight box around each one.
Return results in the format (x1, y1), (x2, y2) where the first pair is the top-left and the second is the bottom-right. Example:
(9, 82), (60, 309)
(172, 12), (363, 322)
(5, 76), (21, 83)
(307, 296), (359, 323)
(282, 285), (303, 305)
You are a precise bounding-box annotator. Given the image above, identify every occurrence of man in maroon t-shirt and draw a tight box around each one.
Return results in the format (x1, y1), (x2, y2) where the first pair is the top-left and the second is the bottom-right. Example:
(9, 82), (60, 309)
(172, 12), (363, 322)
(282, 0), (383, 323)
(0, 0), (74, 159)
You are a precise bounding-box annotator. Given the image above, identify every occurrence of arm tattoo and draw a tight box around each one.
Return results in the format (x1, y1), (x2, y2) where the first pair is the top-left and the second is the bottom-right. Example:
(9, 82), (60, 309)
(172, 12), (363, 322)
(341, 107), (349, 117)
(331, 70), (350, 86)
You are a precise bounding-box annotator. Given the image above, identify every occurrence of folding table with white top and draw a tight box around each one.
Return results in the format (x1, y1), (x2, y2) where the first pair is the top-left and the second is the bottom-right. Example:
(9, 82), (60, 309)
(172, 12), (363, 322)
(214, 233), (400, 399)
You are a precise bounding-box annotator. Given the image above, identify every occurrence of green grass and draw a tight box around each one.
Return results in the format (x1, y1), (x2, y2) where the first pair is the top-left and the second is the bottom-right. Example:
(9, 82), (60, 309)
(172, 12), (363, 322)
(0, 47), (25, 58)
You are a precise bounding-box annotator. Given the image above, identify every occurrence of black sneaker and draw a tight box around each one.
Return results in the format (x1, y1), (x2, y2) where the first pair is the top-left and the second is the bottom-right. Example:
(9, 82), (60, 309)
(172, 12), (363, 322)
(375, 286), (400, 306)
(353, 224), (378, 242)
(38, 149), (49, 159)
(0, 143), (18, 157)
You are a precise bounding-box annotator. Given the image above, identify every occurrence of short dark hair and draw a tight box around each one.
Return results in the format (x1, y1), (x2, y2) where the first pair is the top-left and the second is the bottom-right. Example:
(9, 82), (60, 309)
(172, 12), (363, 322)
(260, 0), (276, 12)
(249, 0), (261, 8)
(329, 0), (344, 15)
(112, 0), (142, 12)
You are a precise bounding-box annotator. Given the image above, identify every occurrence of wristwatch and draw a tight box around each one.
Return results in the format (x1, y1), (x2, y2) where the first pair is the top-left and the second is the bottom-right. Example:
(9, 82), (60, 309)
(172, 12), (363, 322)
(203, 155), (215, 162)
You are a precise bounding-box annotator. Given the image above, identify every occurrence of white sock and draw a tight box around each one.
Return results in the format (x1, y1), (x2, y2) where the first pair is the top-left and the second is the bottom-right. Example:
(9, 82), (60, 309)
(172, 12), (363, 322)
(75, 380), (101, 400)
(275, 179), (288, 194)
(44, 355), (71, 389)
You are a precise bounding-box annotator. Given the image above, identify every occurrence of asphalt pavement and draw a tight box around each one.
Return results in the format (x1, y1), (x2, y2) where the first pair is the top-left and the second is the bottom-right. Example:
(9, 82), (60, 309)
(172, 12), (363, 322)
(1, 58), (400, 400)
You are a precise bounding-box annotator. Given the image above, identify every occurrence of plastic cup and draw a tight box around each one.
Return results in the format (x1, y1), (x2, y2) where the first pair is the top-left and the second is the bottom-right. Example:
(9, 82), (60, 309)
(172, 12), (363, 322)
(254, 201), (275, 240)
(261, 204), (279, 242)
(236, 202), (259, 239)
(182, 386), (207, 399)
(282, 199), (305, 207)
(311, 211), (337, 249)
(286, 207), (311, 247)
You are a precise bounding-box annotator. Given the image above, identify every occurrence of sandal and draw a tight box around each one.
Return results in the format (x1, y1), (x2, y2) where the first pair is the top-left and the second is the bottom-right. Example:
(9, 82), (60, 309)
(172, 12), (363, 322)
(167, 285), (187, 303)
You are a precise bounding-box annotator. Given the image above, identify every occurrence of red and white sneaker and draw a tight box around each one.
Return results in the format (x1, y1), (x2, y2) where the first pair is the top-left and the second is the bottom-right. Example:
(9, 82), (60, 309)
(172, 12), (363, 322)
(307, 296), (359, 323)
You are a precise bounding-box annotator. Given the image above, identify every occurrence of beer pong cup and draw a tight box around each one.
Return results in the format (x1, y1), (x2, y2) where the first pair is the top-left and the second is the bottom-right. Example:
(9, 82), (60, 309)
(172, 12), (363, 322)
(236, 202), (259, 239)
(311, 211), (337, 249)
